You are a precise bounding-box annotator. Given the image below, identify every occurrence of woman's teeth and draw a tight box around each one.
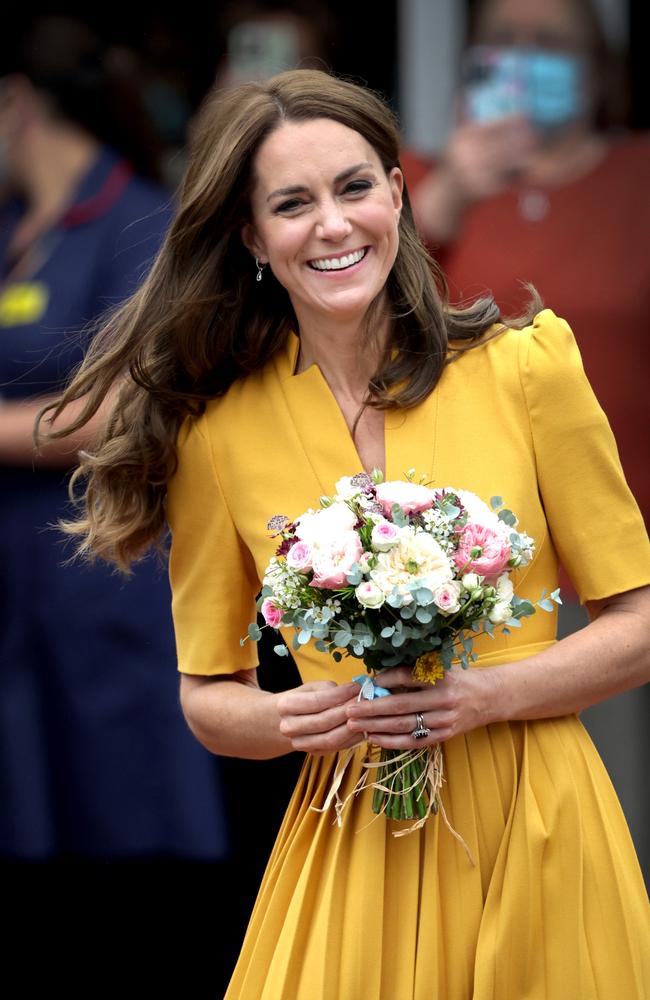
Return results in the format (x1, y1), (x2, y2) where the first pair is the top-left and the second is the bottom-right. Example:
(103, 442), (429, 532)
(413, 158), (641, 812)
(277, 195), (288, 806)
(309, 248), (366, 271)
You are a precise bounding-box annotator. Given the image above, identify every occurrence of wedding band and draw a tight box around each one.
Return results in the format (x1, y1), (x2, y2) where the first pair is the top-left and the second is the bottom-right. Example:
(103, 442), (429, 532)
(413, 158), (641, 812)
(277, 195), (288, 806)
(412, 712), (430, 740)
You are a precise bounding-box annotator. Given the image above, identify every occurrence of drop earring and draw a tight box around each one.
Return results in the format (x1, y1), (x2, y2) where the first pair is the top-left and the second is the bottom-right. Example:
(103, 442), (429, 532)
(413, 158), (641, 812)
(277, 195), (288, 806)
(255, 257), (266, 282)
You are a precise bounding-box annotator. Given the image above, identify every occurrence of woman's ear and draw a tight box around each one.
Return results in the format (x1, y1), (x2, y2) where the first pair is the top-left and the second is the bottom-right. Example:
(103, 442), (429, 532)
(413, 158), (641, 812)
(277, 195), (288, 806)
(241, 223), (267, 263)
(389, 167), (404, 218)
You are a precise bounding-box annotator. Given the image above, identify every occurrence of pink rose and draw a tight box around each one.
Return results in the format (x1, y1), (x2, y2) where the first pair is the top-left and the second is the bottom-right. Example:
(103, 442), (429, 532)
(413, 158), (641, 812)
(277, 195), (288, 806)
(311, 532), (363, 589)
(433, 581), (462, 615)
(286, 540), (313, 572)
(371, 520), (400, 551)
(261, 598), (283, 628)
(375, 481), (434, 516)
(454, 523), (511, 582)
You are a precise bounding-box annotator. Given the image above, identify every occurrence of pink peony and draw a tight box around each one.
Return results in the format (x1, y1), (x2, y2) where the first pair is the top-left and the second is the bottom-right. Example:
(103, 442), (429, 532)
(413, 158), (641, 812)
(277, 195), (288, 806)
(286, 540), (313, 572)
(310, 532), (364, 589)
(454, 523), (511, 582)
(261, 598), (283, 628)
(374, 481), (435, 516)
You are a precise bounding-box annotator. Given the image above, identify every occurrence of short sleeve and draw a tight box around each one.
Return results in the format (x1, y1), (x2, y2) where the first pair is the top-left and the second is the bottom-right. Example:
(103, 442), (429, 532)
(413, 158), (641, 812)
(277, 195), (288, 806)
(166, 412), (261, 675)
(520, 309), (650, 603)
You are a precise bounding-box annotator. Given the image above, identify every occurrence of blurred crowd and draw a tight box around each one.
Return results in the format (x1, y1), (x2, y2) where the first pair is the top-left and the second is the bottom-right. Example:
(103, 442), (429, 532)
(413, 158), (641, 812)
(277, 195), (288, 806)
(0, 0), (647, 989)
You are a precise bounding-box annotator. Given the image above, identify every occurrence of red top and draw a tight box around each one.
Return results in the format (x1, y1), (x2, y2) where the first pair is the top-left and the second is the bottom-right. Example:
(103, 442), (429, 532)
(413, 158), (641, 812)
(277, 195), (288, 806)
(401, 136), (650, 535)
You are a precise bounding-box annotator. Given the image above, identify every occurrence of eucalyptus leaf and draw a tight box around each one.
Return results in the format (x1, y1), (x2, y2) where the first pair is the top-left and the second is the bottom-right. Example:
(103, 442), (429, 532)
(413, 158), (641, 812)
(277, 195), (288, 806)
(273, 644), (289, 657)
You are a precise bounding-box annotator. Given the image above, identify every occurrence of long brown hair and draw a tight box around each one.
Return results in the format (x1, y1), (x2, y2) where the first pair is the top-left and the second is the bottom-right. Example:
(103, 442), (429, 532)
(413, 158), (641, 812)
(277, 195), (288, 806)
(39, 68), (539, 570)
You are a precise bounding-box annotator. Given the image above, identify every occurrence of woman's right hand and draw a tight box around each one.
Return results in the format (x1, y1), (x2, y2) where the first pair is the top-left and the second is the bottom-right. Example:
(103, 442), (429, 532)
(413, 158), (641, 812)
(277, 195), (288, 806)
(277, 681), (363, 756)
(441, 114), (538, 203)
(410, 114), (538, 244)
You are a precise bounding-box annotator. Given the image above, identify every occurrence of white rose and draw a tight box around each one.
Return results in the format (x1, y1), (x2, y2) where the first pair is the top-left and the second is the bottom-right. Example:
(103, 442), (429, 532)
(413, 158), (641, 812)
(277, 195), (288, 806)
(335, 476), (359, 500)
(495, 574), (514, 601)
(358, 552), (373, 574)
(489, 600), (513, 624)
(355, 581), (385, 608)
(461, 572), (482, 590)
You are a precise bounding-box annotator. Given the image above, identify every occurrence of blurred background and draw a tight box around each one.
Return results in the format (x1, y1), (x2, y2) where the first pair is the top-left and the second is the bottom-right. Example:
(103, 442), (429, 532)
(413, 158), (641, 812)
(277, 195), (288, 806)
(1, 1), (647, 993)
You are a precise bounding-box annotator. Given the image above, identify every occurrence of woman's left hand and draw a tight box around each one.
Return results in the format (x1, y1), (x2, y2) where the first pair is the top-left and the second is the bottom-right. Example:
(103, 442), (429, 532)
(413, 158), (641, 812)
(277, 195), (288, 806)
(345, 665), (499, 747)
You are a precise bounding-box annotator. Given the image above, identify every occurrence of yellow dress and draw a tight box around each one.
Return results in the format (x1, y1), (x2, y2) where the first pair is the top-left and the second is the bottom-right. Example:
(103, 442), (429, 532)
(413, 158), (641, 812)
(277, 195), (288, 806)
(166, 309), (650, 999)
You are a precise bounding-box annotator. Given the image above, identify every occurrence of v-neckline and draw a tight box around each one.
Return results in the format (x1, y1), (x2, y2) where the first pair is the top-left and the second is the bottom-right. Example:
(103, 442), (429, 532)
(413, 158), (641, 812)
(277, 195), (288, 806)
(273, 330), (441, 495)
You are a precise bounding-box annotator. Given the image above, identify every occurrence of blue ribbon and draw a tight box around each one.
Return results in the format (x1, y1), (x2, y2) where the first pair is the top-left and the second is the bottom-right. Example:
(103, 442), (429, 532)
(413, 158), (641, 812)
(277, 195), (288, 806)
(352, 674), (391, 700)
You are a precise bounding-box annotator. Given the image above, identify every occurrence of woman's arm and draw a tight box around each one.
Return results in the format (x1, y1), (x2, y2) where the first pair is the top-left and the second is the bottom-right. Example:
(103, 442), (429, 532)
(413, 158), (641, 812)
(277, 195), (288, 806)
(0, 390), (116, 467)
(345, 585), (650, 747)
(408, 115), (537, 244)
(179, 668), (362, 760)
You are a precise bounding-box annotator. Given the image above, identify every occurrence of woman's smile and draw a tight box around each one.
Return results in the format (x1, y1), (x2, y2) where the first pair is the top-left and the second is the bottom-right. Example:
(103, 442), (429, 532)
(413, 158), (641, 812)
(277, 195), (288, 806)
(307, 246), (368, 272)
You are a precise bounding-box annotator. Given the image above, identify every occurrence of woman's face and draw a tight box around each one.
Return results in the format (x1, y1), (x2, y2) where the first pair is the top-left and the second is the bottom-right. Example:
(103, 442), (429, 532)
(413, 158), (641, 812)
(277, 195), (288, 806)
(475, 0), (591, 54)
(243, 117), (403, 329)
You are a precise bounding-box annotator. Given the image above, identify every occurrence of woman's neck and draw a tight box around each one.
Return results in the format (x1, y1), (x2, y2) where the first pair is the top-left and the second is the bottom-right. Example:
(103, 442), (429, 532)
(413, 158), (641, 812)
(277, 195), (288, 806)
(521, 126), (607, 189)
(17, 124), (100, 220)
(294, 310), (390, 403)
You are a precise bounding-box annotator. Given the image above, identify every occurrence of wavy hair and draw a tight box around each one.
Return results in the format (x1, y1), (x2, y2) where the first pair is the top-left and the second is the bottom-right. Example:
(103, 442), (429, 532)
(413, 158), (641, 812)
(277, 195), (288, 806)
(39, 68), (540, 570)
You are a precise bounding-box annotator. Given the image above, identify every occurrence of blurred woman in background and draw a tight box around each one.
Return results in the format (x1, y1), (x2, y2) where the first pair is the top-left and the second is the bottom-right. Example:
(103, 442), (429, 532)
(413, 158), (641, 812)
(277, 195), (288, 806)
(0, 15), (228, 864)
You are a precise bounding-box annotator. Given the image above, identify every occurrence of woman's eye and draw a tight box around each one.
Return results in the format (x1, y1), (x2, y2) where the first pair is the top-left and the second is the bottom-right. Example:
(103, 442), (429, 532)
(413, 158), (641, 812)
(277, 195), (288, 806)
(344, 180), (372, 195)
(275, 198), (304, 214)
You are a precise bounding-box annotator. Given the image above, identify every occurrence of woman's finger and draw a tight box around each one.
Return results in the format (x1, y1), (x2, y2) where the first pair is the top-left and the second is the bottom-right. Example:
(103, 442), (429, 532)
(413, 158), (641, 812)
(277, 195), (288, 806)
(290, 722), (365, 755)
(278, 681), (359, 717)
(347, 709), (455, 736)
(346, 687), (451, 720)
(279, 700), (358, 738)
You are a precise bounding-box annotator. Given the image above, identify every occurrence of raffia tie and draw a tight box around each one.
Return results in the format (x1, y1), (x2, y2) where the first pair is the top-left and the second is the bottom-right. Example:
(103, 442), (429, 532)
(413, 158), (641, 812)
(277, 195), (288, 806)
(311, 741), (475, 865)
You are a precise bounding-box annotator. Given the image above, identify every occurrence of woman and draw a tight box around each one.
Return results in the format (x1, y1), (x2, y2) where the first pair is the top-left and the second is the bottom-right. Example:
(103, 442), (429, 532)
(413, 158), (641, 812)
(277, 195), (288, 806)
(402, 0), (650, 534)
(0, 15), (228, 863)
(43, 70), (649, 997)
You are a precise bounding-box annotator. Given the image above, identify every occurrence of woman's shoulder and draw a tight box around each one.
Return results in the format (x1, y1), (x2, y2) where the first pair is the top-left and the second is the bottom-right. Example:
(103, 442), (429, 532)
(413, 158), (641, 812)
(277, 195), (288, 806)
(451, 306), (573, 367)
(445, 307), (586, 414)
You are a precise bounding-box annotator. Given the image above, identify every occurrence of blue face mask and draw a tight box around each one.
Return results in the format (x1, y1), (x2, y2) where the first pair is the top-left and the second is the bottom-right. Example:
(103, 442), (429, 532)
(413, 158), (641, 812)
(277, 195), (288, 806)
(463, 45), (585, 130)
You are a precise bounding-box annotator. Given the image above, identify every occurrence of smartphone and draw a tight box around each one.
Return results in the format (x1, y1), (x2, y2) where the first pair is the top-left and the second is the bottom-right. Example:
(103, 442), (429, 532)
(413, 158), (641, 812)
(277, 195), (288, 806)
(226, 20), (302, 85)
(462, 45), (583, 129)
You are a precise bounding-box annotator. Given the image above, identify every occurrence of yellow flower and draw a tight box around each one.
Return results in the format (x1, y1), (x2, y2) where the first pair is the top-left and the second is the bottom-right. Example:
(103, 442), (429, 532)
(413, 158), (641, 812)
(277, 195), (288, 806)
(413, 652), (445, 685)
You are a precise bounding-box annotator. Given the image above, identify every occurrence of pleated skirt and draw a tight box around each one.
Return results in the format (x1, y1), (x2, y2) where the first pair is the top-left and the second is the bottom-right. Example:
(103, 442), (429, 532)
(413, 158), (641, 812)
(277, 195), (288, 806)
(225, 713), (649, 999)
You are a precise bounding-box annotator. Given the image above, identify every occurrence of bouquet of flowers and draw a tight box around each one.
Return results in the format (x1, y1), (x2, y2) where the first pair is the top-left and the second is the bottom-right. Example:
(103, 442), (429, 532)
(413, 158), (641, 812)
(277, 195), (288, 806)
(243, 470), (559, 838)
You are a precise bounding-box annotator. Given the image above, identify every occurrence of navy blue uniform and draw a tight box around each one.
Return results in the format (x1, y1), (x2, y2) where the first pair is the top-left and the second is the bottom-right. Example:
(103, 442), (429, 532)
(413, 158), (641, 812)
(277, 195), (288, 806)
(0, 145), (228, 860)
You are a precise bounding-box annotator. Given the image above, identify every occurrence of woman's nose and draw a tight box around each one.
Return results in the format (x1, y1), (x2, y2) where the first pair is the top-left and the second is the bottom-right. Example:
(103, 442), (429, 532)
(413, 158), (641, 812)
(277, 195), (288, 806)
(315, 198), (353, 241)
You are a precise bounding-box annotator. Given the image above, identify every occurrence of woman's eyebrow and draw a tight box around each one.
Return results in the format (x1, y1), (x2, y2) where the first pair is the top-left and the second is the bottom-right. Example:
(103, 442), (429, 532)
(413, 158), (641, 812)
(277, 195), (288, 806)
(266, 162), (374, 202)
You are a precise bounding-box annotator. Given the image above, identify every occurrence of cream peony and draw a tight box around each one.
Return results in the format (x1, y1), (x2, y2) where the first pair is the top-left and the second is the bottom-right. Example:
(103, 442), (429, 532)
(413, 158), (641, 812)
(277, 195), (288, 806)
(370, 528), (453, 603)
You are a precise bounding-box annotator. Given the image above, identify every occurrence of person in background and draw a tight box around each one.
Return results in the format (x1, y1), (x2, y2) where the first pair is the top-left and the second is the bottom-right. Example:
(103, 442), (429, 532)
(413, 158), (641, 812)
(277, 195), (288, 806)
(400, 0), (650, 878)
(402, 0), (648, 539)
(0, 16), (229, 867)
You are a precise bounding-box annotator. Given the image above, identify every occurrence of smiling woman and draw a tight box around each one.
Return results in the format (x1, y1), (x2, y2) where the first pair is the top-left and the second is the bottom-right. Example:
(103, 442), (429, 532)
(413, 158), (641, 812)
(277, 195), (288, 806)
(38, 69), (650, 999)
